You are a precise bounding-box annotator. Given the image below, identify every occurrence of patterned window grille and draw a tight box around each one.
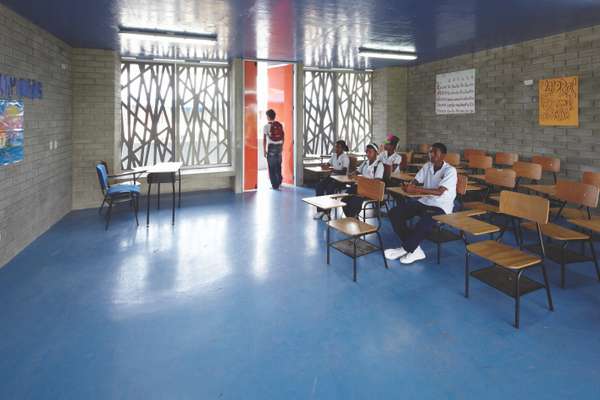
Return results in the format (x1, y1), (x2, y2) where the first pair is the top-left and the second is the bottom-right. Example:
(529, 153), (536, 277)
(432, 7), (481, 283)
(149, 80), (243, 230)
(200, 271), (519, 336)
(120, 61), (231, 169)
(303, 70), (372, 157)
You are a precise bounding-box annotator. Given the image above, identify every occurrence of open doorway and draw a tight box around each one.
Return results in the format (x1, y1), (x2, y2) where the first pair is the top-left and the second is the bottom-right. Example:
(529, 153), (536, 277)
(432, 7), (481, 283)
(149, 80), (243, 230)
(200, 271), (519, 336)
(243, 60), (295, 191)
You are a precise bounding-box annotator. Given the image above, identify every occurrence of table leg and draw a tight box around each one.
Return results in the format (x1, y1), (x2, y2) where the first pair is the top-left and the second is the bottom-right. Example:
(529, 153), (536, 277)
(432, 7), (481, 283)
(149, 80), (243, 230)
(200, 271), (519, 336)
(157, 183), (161, 209)
(172, 178), (176, 225)
(178, 169), (182, 208)
(146, 182), (151, 227)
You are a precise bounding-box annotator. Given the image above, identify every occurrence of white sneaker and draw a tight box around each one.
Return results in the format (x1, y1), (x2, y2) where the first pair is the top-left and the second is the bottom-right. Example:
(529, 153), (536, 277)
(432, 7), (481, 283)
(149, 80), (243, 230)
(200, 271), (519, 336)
(384, 247), (408, 260)
(322, 213), (331, 222)
(400, 246), (426, 264)
(313, 211), (324, 220)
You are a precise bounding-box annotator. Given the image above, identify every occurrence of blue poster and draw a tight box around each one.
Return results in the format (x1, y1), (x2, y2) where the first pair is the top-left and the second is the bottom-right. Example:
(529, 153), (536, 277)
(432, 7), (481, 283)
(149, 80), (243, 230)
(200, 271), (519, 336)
(0, 100), (24, 166)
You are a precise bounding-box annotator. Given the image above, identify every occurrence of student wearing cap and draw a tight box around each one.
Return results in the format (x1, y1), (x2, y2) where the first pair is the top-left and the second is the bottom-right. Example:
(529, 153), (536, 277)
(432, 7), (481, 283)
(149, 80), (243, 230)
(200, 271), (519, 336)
(313, 140), (351, 221)
(342, 143), (385, 218)
(379, 134), (402, 178)
(384, 142), (457, 264)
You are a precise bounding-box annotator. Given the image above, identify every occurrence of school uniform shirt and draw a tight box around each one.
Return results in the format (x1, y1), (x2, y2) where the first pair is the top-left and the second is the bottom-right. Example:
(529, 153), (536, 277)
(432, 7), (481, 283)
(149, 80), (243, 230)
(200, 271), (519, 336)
(358, 159), (385, 180)
(378, 151), (402, 172)
(414, 161), (457, 214)
(263, 122), (284, 147)
(329, 152), (350, 172)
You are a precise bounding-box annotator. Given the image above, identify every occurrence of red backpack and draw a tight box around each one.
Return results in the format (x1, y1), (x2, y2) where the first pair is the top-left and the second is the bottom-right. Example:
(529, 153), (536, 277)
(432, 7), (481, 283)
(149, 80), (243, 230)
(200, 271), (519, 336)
(269, 121), (284, 142)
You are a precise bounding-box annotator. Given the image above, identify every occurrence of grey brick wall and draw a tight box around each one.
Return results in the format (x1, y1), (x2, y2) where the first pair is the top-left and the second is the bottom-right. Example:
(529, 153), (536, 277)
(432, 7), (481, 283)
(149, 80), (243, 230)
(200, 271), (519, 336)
(71, 49), (120, 210)
(407, 25), (600, 178)
(0, 4), (72, 268)
(373, 67), (407, 148)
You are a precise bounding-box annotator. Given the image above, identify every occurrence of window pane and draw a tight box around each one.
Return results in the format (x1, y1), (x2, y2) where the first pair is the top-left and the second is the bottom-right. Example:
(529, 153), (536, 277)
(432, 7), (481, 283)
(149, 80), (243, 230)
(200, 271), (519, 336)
(120, 62), (175, 169)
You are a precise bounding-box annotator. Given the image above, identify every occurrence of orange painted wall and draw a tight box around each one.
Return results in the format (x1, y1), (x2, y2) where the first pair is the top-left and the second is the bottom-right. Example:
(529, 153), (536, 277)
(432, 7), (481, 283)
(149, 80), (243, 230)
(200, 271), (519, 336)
(243, 61), (258, 191)
(267, 64), (294, 185)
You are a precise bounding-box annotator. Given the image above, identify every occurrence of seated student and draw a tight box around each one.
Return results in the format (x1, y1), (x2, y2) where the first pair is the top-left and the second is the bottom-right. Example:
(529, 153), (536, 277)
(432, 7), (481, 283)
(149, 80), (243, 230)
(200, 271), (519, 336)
(384, 142), (457, 264)
(313, 140), (351, 221)
(379, 134), (402, 178)
(343, 143), (385, 218)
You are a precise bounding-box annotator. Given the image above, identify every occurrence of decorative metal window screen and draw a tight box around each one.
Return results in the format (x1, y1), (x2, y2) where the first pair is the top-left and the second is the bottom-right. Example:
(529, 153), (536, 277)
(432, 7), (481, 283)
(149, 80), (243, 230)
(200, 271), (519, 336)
(121, 61), (231, 169)
(303, 71), (372, 156)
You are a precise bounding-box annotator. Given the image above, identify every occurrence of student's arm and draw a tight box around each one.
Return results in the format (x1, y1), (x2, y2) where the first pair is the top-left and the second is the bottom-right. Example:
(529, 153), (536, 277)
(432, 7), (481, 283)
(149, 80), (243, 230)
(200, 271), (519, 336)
(407, 168), (457, 196)
(405, 165), (425, 190)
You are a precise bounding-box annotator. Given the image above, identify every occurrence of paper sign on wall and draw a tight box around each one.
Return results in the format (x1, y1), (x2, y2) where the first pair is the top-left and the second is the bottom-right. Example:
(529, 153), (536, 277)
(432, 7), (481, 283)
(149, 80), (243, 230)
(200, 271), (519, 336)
(436, 69), (475, 115)
(539, 76), (578, 127)
(0, 100), (24, 166)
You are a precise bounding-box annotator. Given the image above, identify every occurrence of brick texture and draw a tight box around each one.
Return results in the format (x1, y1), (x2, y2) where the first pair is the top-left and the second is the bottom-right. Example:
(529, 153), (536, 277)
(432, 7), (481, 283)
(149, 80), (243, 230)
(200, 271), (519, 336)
(0, 4), (72, 268)
(71, 49), (120, 210)
(406, 25), (600, 178)
(373, 67), (408, 148)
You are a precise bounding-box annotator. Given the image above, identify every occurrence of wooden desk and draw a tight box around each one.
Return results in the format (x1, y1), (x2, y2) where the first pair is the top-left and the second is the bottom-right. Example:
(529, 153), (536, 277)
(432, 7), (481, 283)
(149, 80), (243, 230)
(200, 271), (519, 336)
(305, 166), (332, 174)
(389, 171), (415, 181)
(433, 214), (500, 236)
(468, 174), (486, 181)
(303, 195), (347, 210)
(466, 184), (485, 192)
(387, 186), (430, 199)
(330, 175), (356, 184)
(568, 218), (600, 233)
(143, 162), (183, 226)
(521, 184), (556, 197)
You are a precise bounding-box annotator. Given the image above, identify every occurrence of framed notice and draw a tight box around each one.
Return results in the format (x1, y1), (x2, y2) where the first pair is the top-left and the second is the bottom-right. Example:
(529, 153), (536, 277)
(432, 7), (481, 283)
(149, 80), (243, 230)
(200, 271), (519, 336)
(436, 69), (475, 115)
(539, 76), (579, 127)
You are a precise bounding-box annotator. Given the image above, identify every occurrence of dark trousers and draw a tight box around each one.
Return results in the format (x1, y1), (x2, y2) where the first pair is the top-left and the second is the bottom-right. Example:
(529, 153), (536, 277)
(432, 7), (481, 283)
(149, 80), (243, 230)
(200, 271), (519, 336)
(315, 176), (344, 212)
(388, 200), (445, 253)
(267, 144), (283, 189)
(342, 187), (365, 218)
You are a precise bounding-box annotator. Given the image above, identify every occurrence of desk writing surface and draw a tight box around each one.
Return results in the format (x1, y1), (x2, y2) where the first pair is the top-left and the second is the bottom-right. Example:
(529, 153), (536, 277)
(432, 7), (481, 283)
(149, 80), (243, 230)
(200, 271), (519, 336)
(305, 166), (332, 174)
(521, 184), (556, 197)
(330, 175), (356, 184)
(568, 218), (600, 233)
(302, 196), (346, 210)
(433, 214), (500, 236)
(387, 186), (428, 199)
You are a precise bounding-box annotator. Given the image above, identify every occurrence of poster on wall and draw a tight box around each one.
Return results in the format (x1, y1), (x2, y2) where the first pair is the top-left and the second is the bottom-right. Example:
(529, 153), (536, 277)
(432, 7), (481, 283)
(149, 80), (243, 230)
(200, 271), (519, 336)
(435, 68), (475, 114)
(0, 100), (24, 166)
(539, 76), (579, 127)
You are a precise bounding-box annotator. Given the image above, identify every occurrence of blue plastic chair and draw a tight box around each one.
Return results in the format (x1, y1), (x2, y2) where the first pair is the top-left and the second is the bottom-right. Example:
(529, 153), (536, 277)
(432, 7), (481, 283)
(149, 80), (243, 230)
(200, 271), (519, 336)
(96, 163), (140, 230)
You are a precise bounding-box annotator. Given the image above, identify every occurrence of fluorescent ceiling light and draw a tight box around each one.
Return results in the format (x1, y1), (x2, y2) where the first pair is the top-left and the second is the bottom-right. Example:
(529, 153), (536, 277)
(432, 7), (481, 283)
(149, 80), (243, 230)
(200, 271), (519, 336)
(119, 27), (217, 45)
(358, 47), (417, 61)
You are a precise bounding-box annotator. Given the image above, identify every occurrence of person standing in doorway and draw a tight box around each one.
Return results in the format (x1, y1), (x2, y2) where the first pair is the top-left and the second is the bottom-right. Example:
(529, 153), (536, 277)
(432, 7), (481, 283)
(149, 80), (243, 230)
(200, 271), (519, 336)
(263, 109), (284, 189)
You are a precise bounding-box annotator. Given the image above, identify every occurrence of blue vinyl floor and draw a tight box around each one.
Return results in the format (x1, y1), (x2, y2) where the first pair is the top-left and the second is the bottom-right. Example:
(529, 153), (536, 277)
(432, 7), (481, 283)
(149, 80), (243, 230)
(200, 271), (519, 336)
(1, 182), (600, 399)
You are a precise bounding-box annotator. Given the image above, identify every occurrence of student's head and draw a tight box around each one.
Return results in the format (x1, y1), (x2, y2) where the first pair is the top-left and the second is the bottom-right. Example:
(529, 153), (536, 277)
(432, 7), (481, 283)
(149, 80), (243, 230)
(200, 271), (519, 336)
(365, 143), (379, 161)
(383, 134), (399, 153)
(266, 109), (276, 121)
(429, 142), (447, 164)
(335, 140), (349, 155)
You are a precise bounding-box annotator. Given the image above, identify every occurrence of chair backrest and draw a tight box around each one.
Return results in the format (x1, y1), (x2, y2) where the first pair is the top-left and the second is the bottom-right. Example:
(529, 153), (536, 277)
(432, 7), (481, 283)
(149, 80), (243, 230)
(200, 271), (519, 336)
(469, 155), (493, 170)
(532, 155), (560, 173)
(485, 168), (516, 189)
(499, 191), (549, 225)
(417, 143), (429, 154)
(348, 156), (358, 173)
(512, 161), (542, 181)
(445, 152), (461, 166)
(495, 152), (519, 166)
(356, 176), (385, 202)
(463, 148), (486, 161)
(582, 171), (600, 188)
(456, 174), (468, 196)
(95, 163), (109, 192)
(554, 180), (600, 208)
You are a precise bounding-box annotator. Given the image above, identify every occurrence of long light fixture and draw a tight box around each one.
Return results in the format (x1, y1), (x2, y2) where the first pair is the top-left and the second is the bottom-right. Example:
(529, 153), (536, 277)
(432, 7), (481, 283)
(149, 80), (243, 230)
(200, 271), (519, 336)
(119, 27), (218, 45)
(358, 47), (417, 61)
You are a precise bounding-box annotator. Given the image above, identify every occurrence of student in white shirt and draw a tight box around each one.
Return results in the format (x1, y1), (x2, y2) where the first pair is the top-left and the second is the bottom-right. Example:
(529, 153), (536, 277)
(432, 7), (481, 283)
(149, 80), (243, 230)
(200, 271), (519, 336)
(384, 143), (458, 264)
(378, 134), (402, 179)
(343, 143), (385, 218)
(313, 140), (350, 221)
(262, 109), (284, 189)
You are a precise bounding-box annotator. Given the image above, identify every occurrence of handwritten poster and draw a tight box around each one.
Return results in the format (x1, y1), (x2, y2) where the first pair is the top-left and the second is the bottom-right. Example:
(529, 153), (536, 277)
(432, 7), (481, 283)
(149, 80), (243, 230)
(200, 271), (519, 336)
(0, 100), (24, 166)
(436, 69), (475, 114)
(539, 76), (579, 126)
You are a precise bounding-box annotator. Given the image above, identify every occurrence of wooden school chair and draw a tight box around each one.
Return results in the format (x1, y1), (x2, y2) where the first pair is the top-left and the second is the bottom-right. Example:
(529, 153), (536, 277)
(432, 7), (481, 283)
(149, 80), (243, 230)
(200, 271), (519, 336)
(463, 148), (486, 162)
(467, 155), (493, 179)
(521, 180), (600, 288)
(532, 155), (561, 184)
(326, 176), (388, 281)
(445, 152), (461, 167)
(465, 191), (554, 328)
(512, 161), (542, 189)
(426, 174), (487, 264)
(464, 168), (517, 214)
(495, 152), (519, 168)
(551, 172), (600, 220)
